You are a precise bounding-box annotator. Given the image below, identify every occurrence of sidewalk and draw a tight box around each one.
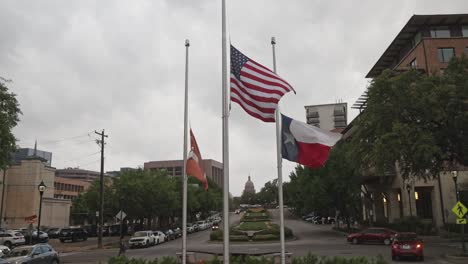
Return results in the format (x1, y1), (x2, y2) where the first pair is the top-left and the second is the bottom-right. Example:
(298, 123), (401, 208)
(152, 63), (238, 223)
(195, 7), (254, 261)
(49, 236), (123, 253)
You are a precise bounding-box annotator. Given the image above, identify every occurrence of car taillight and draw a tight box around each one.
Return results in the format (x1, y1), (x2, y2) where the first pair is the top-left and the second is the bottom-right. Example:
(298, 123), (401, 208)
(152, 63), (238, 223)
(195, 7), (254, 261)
(392, 244), (399, 249)
(416, 244), (422, 248)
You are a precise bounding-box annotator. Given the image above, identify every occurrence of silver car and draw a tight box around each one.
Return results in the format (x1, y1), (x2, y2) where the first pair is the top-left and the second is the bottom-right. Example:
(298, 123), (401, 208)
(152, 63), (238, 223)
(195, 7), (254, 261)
(2, 244), (60, 264)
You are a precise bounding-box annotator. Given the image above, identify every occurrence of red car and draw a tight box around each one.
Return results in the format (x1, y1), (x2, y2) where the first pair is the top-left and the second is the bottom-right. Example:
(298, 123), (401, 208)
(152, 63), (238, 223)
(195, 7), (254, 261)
(391, 232), (424, 261)
(347, 227), (397, 245)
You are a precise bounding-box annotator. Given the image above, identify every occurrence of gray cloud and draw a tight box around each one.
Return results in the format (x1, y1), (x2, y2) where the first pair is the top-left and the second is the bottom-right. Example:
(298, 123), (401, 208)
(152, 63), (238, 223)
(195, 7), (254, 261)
(1, 0), (466, 195)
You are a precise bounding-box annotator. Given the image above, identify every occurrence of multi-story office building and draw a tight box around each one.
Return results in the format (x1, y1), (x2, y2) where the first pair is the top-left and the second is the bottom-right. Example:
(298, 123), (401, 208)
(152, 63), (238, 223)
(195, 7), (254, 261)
(55, 168), (105, 183)
(54, 177), (91, 201)
(347, 14), (468, 228)
(11, 147), (53, 166)
(304, 102), (347, 131)
(143, 159), (223, 188)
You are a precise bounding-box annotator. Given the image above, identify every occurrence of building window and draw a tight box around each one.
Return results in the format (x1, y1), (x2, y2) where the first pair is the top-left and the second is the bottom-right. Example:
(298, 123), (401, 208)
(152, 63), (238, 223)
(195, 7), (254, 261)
(438, 48), (455, 63)
(412, 32), (422, 46)
(465, 47), (468, 55)
(463, 25), (468, 37)
(409, 58), (417, 69)
(430, 27), (451, 38)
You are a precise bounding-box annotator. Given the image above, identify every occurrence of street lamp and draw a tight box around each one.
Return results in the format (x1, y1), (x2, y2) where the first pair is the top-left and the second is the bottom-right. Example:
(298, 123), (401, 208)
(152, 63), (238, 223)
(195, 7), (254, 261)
(37, 181), (46, 236)
(406, 184), (412, 216)
(451, 171), (458, 201)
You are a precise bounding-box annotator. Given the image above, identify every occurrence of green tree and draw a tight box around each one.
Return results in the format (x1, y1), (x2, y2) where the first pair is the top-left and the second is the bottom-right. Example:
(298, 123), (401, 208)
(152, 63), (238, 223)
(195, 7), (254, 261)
(0, 79), (21, 170)
(350, 56), (468, 179)
(284, 141), (362, 227)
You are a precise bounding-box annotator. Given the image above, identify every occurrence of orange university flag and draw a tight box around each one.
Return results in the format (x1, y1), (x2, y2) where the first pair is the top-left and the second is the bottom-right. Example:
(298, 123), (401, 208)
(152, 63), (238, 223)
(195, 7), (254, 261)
(186, 129), (208, 190)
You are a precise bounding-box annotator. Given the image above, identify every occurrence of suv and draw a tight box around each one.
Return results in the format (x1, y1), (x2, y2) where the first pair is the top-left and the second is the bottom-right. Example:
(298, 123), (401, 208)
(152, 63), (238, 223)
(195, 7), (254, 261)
(0, 231), (25, 248)
(59, 227), (88, 242)
(129, 231), (155, 248)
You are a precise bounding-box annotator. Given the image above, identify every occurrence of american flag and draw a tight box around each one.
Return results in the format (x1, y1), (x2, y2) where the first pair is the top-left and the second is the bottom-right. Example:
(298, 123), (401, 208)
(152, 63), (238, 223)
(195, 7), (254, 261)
(230, 45), (295, 122)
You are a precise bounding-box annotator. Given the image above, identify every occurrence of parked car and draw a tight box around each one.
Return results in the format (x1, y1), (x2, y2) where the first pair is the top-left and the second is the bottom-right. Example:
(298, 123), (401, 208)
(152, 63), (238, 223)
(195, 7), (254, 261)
(192, 223), (200, 232)
(30, 231), (49, 243)
(2, 244), (60, 264)
(164, 229), (175, 241)
(186, 224), (195, 233)
(152, 231), (166, 244)
(196, 221), (206, 230)
(391, 232), (424, 261)
(46, 228), (61, 239)
(0, 231), (25, 248)
(173, 228), (182, 238)
(212, 222), (219, 231)
(59, 227), (88, 242)
(129, 231), (155, 248)
(0, 245), (10, 257)
(235, 209), (241, 214)
(347, 228), (397, 245)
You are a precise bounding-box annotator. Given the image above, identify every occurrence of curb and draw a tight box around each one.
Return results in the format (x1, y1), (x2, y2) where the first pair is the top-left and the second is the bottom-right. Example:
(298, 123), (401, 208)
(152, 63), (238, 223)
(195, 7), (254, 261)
(444, 254), (468, 260)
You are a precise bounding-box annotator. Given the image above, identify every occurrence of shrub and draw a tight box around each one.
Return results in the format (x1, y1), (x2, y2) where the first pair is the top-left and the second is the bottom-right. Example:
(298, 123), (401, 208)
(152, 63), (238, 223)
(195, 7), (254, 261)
(252, 234), (277, 241)
(238, 221), (268, 231)
(108, 256), (161, 264)
(210, 230), (222, 241)
(292, 254), (387, 264)
(230, 235), (249, 241)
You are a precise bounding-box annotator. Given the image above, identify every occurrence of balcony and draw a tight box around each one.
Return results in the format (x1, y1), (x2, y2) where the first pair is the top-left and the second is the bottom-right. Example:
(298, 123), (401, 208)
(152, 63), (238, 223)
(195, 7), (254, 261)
(307, 118), (320, 125)
(306, 112), (319, 118)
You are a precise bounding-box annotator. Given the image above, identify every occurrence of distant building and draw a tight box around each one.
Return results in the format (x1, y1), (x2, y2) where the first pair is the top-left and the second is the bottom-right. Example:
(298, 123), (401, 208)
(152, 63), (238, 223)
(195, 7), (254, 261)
(143, 159), (223, 188)
(11, 147), (52, 166)
(106, 167), (138, 177)
(243, 176), (256, 194)
(55, 168), (107, 183)
(304, 102), (347, 132)
(54, 177), (91, 201)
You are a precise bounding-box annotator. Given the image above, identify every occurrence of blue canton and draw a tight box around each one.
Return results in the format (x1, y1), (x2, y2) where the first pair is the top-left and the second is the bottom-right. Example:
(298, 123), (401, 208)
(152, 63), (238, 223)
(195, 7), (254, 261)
(230, 45), (249, 80)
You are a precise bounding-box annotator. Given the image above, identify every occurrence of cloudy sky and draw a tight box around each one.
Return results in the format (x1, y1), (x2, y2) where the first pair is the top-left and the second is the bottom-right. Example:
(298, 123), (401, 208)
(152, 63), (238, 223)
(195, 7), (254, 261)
(1, 0), (466, 195)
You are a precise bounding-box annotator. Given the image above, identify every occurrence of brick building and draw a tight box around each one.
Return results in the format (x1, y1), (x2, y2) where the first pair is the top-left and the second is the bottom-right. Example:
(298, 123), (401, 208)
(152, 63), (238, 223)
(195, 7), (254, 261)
(347, 14), (468, 228)
(143, 159), (223, 188)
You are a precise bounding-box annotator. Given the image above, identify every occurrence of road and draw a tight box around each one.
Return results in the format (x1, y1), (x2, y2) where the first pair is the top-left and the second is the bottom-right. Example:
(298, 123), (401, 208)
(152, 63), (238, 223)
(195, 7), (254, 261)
(60, 210), (463, 263)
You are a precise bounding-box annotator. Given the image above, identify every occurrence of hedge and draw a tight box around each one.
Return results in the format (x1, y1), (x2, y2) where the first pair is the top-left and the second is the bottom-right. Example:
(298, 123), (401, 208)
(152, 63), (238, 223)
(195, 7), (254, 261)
(108, 254), (387, 264)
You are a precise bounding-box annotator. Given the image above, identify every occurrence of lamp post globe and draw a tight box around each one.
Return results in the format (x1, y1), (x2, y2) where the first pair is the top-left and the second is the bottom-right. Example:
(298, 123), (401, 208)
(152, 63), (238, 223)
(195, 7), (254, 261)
(37, 180), (46, 241)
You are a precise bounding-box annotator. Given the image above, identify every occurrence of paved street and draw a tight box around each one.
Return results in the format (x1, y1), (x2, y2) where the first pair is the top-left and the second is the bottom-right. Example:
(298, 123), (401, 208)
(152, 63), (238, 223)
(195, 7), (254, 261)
(60, 210), (463, 264)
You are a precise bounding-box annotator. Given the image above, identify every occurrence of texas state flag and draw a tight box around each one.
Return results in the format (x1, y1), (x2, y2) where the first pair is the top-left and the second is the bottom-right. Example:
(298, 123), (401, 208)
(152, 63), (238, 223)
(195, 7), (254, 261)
(281, 114), (342, 168)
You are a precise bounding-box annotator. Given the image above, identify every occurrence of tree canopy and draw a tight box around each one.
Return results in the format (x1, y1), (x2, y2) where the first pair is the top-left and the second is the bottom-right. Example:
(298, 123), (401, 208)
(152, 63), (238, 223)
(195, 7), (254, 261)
(71, 169), (223, 229)
(350, 56), (468, 179)
(0, 79), (21, 170)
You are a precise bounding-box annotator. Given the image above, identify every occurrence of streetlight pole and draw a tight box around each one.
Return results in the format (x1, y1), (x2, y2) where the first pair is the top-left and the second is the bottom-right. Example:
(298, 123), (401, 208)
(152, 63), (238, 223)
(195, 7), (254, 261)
(406, 184), (412, 217)
(37, 180), (46, 243)
(452, 171), (466, 255)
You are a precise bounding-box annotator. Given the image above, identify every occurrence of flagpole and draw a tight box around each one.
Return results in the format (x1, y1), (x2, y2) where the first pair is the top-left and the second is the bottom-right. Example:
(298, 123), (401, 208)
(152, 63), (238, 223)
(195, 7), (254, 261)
(182, 39), (190, 264)
(271, 36), (286, 264)
(221, 0), (230, 263)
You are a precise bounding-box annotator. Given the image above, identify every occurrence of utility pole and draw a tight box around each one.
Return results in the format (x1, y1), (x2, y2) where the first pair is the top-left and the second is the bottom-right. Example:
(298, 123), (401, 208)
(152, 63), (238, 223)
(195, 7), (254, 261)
(95, 130), (108, 249)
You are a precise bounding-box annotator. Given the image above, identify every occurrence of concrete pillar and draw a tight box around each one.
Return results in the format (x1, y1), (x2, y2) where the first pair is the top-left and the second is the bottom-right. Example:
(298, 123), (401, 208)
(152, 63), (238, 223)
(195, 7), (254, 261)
(388, 190), (401, 223)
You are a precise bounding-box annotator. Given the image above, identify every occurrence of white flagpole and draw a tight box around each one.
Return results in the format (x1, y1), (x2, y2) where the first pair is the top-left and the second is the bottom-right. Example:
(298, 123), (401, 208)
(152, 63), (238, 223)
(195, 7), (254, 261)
(182, 39), (190, 264)
(221, 0), (230, 263)
(271, 37), (286, 264)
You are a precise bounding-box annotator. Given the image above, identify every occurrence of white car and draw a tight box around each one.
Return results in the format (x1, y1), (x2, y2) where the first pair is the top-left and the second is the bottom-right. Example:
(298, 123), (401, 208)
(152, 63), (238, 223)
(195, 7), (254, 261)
(153, 231), (166, 244)
(129, 231), (155, 248)
(0, 231), (25, 248)
(196, 221), (207, 230)
(186, 224), (195, 233)
(0, 245), (10, 257)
